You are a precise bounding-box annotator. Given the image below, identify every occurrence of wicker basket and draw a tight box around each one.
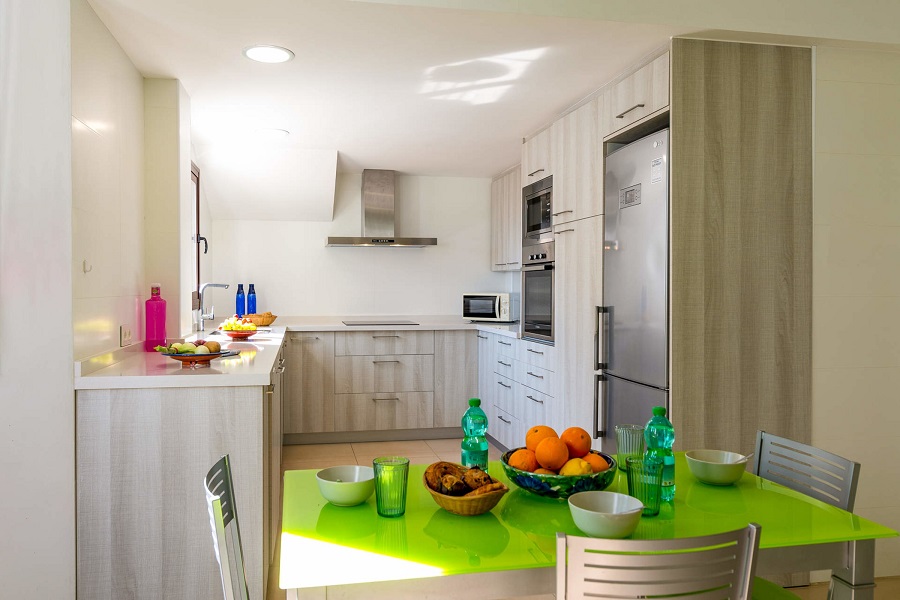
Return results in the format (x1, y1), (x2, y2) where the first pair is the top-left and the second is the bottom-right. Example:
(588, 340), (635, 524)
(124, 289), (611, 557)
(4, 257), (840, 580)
(245, 313), (277, 326)
(422, 473), (508, 516)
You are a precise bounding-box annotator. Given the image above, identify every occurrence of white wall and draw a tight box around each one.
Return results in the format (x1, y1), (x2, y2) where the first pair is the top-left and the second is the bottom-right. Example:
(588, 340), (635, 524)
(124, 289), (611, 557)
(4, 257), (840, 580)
(71, 0), (145, 360)
(204, 173), (511, 316)
(813, 46), (900, 577)
(0, 0), (75, 596)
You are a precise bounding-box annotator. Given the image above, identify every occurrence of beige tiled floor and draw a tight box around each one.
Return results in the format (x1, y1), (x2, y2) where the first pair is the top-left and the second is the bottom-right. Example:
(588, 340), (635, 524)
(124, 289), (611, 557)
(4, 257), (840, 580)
(269, 439), (900, 600)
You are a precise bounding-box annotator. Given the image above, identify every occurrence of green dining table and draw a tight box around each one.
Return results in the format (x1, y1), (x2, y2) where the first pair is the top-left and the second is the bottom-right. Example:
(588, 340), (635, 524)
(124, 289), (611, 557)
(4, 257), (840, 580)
(279, 453), (896, 600)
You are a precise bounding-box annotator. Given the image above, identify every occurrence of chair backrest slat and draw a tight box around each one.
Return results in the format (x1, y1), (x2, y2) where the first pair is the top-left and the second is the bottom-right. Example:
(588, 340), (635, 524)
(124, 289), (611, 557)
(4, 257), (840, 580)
(557, 524), (761, 600)
(205, 454), (250, 600)
(753, 431), (860, 511)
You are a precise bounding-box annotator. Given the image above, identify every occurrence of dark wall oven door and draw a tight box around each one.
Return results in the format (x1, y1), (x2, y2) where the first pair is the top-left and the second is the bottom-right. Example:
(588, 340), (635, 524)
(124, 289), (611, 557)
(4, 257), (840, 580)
(521, 261), (554, 344)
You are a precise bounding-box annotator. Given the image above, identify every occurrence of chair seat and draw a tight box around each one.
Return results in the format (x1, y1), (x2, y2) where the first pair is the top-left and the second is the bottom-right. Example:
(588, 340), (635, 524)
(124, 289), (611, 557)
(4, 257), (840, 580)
(753, 576), (802, 599)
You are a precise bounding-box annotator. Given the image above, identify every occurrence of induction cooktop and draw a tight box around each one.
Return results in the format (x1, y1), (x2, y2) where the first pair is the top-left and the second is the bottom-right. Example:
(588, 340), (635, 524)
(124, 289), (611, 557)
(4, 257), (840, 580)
(341, 320), (419, 326)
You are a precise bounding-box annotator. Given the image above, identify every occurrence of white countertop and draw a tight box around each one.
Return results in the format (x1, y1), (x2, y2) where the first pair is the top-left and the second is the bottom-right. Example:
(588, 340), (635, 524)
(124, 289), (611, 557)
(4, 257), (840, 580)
(74, 316), (519, 391)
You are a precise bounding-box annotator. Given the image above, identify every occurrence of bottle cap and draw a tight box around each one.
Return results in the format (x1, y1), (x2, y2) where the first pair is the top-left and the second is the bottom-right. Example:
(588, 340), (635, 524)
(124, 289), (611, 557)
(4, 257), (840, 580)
(652, 406), (666, 416)
(237, 283), (244, 291)
(150, 283), (161, 294)
(468, 398), (481, 407)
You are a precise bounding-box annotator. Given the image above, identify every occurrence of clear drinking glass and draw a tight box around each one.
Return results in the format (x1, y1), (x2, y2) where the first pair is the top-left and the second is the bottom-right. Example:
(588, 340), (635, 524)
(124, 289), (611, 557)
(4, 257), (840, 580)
(626, 456), (663, 517)
(615, 424), (646, 472)
(373, 456), (410, 518)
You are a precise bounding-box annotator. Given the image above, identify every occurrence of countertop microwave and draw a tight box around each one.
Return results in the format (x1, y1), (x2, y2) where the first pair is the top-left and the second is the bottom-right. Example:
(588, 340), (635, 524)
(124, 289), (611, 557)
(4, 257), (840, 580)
(463, 293), (519, 323)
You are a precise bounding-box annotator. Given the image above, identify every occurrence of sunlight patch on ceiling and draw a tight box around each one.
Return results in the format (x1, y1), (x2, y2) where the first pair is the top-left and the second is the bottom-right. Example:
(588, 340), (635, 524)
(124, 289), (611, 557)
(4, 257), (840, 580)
(420, 47), (546, 105)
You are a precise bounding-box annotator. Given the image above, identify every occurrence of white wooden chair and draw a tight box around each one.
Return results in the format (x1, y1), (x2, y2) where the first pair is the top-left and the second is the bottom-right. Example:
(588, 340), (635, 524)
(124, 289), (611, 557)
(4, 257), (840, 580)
(556, 523), (761, 600)
(205, 454), (250, 600)
(752, 430), (860, 512)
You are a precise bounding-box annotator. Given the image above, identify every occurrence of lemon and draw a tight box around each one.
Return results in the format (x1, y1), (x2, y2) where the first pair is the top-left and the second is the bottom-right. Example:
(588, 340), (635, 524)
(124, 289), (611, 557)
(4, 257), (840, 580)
(559, 457), (592, 476)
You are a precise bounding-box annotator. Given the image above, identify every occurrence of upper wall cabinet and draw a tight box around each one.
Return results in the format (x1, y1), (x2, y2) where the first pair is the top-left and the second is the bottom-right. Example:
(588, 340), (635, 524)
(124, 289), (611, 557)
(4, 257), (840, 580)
(522, 126), (553, 188)
(491, 165), (523, 272)
(605, 52), (670, 137)
(551, 97), (603, 224)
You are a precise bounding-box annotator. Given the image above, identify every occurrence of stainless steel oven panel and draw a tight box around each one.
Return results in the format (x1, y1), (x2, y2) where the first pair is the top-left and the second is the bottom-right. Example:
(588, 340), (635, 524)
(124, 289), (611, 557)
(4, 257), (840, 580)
(520, 261), (554, 344)
(523, 175), (553, 248)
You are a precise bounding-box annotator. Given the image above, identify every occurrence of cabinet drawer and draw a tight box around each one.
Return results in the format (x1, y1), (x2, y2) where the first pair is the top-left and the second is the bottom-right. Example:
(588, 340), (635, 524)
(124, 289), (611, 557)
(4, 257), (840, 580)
(334, 355), (434, 394)
(492, 374), (514, 414)
(333, 392), (433, 431)
(517, 339), (556, 371)
(515, 382), (563, 435)
(334, 330), (435, 356)
(493, 353), (514, 379)
(514, 360), (556, 397)
(607, 52), (669, 135)
(490, 404), (521, 451)
(494, 336), (516, 359)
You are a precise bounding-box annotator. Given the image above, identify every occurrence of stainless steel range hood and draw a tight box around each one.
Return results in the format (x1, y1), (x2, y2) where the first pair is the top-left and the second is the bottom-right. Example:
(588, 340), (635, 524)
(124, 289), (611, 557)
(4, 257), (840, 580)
(326, 169), (437, 247)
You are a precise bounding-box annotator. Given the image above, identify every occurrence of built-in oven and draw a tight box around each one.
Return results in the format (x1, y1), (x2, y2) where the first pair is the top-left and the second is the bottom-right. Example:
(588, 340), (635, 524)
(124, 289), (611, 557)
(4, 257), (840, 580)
(523, 175), (553, 248)
(520, 240), (554, 344)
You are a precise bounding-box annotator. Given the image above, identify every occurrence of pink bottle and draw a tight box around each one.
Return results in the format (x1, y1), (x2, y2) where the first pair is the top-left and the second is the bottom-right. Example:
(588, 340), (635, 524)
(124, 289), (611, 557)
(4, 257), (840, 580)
(144, 283), (167, 351)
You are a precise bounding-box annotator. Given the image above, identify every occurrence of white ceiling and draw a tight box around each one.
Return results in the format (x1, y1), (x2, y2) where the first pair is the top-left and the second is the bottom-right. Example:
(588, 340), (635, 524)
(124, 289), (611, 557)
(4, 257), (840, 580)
(86, 0), (689, 219)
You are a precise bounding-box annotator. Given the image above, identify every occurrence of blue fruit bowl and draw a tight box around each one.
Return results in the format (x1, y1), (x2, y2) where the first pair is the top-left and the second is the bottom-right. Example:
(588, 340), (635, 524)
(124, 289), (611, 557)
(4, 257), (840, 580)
(500, 449), (617, 500)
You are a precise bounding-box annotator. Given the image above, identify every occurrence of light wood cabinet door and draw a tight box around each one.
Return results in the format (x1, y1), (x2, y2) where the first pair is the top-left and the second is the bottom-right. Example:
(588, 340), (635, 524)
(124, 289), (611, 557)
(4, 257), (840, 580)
(283, 332), (334, 434)
(492, 373), (515, 415)
(553, 215), (603, 435)
(334, 354), (434, 394)
(552, 98), (603, 223)
(476, 331), (495, 407)
(607, 52), (669, 136)
(333, 392), (434, 431)
(433, 330), (478, 428)
(514, 360), (556, 397)
(522, 126), (553, 187)
(267, 344), (285, 564)
(516, 382), (561, 436)
(517, 338), (556, 371)
(334, 330), (434, 356)
(491, 166), (523, 272)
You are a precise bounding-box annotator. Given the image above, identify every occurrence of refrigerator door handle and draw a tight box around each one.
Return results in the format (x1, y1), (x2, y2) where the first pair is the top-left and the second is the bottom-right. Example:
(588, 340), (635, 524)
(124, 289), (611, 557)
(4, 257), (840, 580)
(596, 306), (610, 370)
(594, 373), (608, 439)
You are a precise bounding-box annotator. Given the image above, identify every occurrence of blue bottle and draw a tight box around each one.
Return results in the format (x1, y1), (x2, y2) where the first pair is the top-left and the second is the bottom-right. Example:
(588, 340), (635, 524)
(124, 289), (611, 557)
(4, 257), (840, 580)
(235, 284), (246, 317)
(247, 284), (257, 315)
(461, 398), (489, 470)
(645, 406), (676, 501)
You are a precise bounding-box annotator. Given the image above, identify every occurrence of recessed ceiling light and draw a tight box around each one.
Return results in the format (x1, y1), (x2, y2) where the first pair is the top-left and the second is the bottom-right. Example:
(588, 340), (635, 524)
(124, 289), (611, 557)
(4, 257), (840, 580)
(243, 45), (294, 64)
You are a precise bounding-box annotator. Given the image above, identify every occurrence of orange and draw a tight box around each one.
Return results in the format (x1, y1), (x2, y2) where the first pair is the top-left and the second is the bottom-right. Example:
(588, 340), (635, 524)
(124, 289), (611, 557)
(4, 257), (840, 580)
(583, 453), (609, 473)
(508, 448), (538, 472)
(535, 437), (569, 471)
(560, 426), (592, 459)
(534, 467), (557, 475)
(525, 425), (558, 452)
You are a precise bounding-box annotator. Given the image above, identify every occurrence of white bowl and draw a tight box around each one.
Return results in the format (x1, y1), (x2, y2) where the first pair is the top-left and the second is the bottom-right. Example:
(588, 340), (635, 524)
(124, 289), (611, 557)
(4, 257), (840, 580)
(685, 450), (748, 486)
(316, 465), (375, 506)
(568, 491), (644, 538)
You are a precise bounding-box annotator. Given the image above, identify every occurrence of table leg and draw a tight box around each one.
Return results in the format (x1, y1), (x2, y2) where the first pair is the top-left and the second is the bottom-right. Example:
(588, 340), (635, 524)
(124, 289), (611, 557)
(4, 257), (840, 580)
(829, 540), (876, 600)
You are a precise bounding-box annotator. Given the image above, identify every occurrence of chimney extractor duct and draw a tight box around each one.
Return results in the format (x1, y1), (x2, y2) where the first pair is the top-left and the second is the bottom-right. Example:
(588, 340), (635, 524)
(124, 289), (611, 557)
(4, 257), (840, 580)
(327, 170), (437, 247)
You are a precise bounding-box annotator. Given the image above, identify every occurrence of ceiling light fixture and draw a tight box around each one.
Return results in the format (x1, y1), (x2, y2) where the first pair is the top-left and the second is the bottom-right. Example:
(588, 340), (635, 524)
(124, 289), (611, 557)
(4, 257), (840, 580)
(243, 45), (294, 64)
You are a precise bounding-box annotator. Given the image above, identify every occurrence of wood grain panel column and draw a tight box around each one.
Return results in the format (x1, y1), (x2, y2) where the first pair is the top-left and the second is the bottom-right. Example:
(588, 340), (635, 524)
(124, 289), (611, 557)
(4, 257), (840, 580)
(670, 38), (812, 453)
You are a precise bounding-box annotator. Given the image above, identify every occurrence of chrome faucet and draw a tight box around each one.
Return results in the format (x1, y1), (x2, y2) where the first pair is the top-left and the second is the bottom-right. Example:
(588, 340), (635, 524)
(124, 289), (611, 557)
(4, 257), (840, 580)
(197, 283), (230, 331)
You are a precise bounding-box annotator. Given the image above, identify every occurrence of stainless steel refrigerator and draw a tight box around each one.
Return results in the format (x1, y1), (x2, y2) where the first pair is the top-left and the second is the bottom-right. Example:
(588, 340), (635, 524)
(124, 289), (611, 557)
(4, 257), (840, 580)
(597, 128), (669, 453)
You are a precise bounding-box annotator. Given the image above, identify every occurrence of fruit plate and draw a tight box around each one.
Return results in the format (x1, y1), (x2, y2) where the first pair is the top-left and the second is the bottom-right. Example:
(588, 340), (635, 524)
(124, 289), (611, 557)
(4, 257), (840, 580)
(222, 330), (257, 340)
(162, 350), (240, 369)
(500, 449), (617, 500)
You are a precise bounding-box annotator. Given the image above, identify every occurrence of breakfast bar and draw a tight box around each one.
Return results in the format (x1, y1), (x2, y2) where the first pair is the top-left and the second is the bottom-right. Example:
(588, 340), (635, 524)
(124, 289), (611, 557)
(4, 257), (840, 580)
(280, 455), (897, 600)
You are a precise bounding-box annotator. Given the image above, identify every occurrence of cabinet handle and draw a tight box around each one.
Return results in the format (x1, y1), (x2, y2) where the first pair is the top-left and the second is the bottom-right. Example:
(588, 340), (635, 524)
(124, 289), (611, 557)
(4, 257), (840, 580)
(372, 397), (400, 402)
(497, 381), (511, 389)
(498, 415), (512, 424)
(616, 103), (645, 119)
(554, 228), (574, 235)
(497, 360), (511, 367)
(494, 263), (507, 267)
(372, 360), (400, 364)
(498, 340), (512, 346)
(507, 261), (520, 265)
(526, 348), (544, 356)
(527, 168), (545, 177)
(526, 394), (544, 404)
(293, 336), (320, 342)
(552, 209), (573, 217)
(527, 371), (544, 379)
(477, 334), (488, 340)
(372, 335), (400, 338)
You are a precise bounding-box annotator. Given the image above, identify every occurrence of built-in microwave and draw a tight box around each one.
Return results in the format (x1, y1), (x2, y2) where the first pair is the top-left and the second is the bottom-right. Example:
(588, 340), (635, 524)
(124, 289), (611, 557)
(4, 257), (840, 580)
(523, 175), (553, 248)
(462, 293), (519, 323)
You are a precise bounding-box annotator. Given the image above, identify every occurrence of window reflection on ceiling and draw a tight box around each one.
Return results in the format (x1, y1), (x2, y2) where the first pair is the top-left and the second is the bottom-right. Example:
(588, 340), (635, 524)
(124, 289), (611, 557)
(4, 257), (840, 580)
(420, 48), (546, 105)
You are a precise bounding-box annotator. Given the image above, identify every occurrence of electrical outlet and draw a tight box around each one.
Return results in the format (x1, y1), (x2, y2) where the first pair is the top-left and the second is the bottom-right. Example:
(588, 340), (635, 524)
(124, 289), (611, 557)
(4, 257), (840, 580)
(119, 325), (133, 347)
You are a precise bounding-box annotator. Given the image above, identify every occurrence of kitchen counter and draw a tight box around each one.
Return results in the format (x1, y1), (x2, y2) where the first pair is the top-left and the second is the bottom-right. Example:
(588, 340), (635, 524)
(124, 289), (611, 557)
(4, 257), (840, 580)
(73, 316), (518, 390)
